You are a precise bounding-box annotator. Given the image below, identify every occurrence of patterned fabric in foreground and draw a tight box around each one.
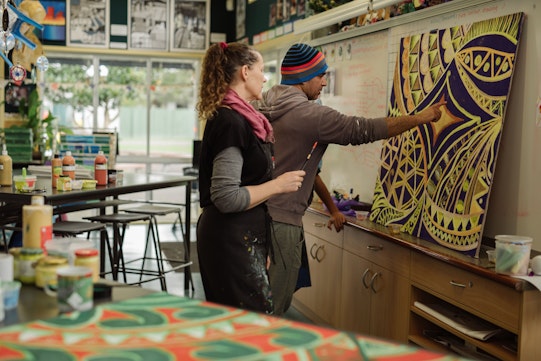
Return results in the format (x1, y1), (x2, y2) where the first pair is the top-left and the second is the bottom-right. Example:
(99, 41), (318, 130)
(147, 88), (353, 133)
(0, 292), (468, 360)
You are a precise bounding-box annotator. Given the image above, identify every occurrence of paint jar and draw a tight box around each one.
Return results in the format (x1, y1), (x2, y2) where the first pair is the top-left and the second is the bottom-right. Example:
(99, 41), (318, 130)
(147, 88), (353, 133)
(18, 248), (44, 284)
(35, 255), (69, 288)
(74, 248), (100, 283)
(13, 175), (37, 192)
(495, 235), (532, 276)
(57, 176), (72, 191)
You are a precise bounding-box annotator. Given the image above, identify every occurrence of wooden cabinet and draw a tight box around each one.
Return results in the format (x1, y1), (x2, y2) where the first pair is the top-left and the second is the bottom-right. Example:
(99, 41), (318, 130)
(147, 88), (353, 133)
(409, 252), (541, 361)
(338, 226), (411, 342)
(298, 208), (541, 360)
(293, 212), (343, 326)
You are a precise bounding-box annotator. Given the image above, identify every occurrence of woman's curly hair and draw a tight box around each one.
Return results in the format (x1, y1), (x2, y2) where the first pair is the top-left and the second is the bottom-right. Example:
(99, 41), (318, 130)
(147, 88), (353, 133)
(197, 42), (260, 121)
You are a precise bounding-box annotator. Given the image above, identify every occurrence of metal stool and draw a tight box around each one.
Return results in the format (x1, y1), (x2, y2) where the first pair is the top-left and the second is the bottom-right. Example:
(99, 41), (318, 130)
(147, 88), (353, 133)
(52, 221), (113, 278)
(84, 213), (167, 291)
(123, 203), (192, 293)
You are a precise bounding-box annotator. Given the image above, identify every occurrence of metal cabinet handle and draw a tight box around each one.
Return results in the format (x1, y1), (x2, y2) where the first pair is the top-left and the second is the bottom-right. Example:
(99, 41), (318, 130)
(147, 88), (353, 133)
(314, 222), (326, 228)
(362, 268), (371, 289)
(315, 245), (326, 263)
(449, 280), (473, 288)
(367, 245), (383, 252)
(370, 272), (380, 293)
(309, 243), (318, 259)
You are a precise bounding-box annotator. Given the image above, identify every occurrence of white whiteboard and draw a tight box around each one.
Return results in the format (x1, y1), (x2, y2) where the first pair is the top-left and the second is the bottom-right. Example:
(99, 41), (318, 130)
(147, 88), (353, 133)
(318, 30), (389, 203)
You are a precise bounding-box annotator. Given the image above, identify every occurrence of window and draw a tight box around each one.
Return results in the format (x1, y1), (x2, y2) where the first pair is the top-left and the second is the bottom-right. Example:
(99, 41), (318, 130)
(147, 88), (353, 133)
(43, 54), (199, 172)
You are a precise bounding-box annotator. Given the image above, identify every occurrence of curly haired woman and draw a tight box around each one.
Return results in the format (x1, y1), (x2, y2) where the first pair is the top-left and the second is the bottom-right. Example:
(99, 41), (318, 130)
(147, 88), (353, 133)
(196, 42), (305, 314)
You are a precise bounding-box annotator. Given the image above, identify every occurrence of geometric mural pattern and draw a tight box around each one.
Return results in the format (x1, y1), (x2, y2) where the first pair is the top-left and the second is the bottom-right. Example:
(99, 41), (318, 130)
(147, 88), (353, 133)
(369, 13), (524, 257)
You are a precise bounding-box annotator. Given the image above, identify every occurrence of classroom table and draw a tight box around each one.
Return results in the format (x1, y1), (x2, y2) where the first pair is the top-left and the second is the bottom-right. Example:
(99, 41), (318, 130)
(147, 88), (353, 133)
(0, 281), (155, 327)
(0, 288), (469, 361)
(0, 172), (196, 292)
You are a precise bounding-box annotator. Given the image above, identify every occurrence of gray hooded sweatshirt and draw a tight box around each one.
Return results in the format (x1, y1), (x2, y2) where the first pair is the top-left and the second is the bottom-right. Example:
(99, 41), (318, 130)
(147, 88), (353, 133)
(254, 85), (388, 227)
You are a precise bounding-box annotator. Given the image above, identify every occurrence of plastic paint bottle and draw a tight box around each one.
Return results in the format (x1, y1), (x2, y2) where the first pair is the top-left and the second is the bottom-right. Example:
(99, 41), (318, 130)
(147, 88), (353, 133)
(0, 145), (12, 186)
(22, 196), (53, 251)
(94, 151), (108, 186)
(51, 153), (62, 188)
(62, 151), (76, 180)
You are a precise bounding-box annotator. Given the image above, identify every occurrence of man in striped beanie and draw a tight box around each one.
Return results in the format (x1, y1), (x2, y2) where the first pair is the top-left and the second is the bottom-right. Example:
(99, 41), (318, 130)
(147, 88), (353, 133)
(280, 43), (328, 85)
(253, 43), (445, 316)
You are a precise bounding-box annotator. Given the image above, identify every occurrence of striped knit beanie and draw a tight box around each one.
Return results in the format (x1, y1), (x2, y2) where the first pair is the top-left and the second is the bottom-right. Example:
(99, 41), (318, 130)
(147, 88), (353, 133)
(280, 43), (328, 85)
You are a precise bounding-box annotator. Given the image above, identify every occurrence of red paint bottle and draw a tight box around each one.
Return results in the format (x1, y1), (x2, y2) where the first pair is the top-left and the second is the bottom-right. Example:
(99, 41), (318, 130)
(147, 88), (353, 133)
(94, 151), (108, 186)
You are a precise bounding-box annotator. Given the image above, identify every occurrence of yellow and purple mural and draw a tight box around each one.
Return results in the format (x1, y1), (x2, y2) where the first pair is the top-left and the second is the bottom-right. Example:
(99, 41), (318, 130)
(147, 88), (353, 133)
(369, 12), (524, 258)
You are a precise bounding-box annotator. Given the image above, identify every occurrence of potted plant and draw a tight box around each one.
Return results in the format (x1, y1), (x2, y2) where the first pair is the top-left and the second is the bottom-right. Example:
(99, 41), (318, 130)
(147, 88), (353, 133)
(17, 88), (56, 161)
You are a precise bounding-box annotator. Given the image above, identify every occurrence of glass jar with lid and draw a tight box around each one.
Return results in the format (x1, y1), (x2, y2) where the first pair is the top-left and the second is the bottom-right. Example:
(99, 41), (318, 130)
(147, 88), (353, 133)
(35, 255), (69, 288)
(19, 248), (44, 284)
(74, 248), (100, 282)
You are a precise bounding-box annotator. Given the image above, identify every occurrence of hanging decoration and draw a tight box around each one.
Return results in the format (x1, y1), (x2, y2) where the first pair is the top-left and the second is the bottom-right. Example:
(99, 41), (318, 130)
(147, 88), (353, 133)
(9, 62), (25, 85)
(0, 0), (49, 82)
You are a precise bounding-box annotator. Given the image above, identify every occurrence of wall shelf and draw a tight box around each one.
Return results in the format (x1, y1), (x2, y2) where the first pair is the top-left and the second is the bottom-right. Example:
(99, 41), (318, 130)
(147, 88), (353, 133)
(294, 0), (496, 47)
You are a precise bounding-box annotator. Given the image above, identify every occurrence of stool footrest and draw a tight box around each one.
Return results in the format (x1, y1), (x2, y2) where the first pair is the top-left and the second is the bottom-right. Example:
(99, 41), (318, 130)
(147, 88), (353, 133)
(120, 257), (192, 274)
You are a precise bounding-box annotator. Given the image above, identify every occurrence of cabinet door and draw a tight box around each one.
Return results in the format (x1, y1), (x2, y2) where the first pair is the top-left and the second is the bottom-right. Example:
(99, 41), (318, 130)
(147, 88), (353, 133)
(369, 262), (410, 342)
(339, 251), (410, 342)
(338, 250), (372, 334)
(294, 232), (342, 326)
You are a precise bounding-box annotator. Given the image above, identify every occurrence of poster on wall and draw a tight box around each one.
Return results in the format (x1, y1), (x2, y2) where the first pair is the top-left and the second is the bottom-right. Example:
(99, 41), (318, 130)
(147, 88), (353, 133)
(369, 13), (525, 258)
(4, 83), (37, 114)
(39, 0), (66, 45)
(67, 0), (108, 47)
(236, 0), (246, 40)
(170, 0), (208, 51)
(129, 0), (168, 50)
(109, 0), (129, 49)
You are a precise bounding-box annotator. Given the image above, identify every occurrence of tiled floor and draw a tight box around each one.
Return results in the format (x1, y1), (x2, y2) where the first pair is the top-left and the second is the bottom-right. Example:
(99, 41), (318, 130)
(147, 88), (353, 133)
(81, 220), (313, 324)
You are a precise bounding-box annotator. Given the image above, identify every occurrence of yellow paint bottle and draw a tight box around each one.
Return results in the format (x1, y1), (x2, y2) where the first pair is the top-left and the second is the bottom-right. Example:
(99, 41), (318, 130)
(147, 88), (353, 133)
(22, 196), (53, 250)
(0, 146), (12, 187)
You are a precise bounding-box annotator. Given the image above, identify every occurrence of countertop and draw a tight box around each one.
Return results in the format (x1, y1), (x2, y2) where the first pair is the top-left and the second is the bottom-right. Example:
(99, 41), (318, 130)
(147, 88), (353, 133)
(308, 202), (537, 292)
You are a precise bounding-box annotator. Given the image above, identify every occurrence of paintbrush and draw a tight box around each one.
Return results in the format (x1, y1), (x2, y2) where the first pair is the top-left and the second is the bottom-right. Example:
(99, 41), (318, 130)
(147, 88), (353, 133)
(300, 141), (318, 170)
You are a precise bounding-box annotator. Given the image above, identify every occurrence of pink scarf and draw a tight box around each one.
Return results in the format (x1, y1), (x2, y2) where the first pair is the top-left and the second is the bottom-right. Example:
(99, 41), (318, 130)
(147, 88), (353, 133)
(222, 89), (274, 143)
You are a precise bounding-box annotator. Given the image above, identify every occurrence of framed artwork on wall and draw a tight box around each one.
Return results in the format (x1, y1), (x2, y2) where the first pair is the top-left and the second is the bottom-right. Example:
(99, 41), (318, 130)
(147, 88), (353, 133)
(4, 83), (37, 114)
(39, 0), (67, 46)
(67, 0), (109, 47)
(170, 0), (209, 52)
(129, 0), (169, 50)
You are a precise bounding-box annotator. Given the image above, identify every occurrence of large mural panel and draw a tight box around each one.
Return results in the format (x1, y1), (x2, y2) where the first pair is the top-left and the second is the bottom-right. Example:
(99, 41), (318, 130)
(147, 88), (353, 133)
(369, 13), (524, 258)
